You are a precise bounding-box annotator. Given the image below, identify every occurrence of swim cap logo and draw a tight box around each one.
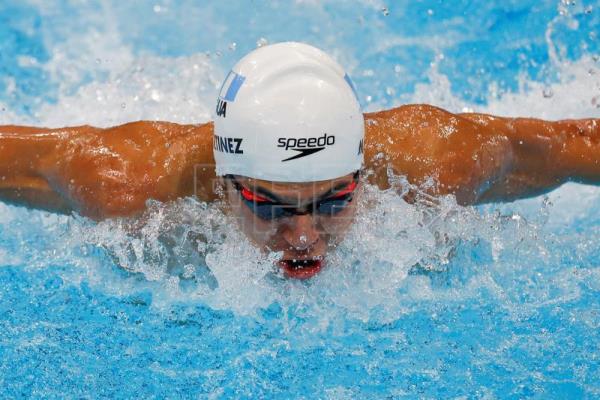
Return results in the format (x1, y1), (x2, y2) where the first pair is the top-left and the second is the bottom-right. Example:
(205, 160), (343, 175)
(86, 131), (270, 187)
(277, 133), (335, 162)
(213, 134), (243, 154)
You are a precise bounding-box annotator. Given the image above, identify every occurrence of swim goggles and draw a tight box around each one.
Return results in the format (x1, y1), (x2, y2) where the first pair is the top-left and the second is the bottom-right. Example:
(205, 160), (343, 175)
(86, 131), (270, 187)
(226, 171), (359, 220)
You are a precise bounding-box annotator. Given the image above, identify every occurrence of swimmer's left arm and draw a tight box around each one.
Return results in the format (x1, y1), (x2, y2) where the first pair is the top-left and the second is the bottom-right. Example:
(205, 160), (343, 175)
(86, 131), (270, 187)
(460, 113), (600, 203)
(364, 105), (599, 205)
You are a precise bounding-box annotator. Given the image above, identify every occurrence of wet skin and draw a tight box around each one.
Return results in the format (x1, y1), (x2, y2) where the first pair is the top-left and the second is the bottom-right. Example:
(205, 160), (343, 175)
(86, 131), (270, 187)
(223, 173), (358, 279)
(0, 104), (599, 276)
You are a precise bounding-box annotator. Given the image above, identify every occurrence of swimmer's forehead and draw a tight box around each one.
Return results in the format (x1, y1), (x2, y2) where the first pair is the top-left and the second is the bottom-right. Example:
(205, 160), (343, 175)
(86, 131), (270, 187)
(236, 172), (356, 202)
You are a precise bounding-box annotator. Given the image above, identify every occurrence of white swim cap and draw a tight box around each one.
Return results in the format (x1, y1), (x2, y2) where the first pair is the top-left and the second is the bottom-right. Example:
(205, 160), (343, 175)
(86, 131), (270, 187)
(213, 42), (364, 182)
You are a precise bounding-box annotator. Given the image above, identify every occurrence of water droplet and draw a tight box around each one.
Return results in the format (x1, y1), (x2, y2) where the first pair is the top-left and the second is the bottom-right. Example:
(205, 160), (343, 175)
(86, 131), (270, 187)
(215, 51), (222, 57)
(592, 96), (600, 108)
(96, 58), (101, 64)
(151, 90), (161, 102)
(394, 65), (402, 73)
(385, 87), (395, 96)
(589, 68), (596, 75)
(121, 103), (126, 109)
(256, 37), (268, 47)
(427, 9), (434, 16)
(228, 42), (237, 51)
(153, 4), (162, 13)
(542, 87), (554, 98)
(584, 5), (593, 14)
(365, 95), (372, 102)
(590, 31), (597, 40)
(593, 55), (599, 62)
(381, 7), (389, 16)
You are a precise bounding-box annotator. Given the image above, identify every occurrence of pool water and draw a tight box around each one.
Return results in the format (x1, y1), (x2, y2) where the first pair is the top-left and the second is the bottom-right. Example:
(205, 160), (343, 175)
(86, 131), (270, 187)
(1, 0), (599, 398)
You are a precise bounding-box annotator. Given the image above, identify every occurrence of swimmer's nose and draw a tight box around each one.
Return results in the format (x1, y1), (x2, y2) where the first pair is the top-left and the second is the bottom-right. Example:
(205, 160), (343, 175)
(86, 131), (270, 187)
(282, 214), (320, 251)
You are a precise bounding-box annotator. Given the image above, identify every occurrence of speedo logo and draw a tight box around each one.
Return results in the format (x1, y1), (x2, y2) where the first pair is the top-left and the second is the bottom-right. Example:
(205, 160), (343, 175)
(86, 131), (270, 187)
(213, 134), (243, 154)
(277, 133), (335, 162)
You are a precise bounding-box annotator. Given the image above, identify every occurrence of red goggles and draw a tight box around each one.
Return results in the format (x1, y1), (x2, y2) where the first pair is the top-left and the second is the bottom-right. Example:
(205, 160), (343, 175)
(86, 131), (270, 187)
(227, 172), (359, 220)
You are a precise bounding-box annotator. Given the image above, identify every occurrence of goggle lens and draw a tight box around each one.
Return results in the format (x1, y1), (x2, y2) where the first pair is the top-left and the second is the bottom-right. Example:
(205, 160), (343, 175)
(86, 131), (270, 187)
(228, 173), (359, 220)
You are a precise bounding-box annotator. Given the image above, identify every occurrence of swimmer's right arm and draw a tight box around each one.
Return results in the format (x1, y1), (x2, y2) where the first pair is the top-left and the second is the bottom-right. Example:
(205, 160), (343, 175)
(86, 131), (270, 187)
(0, 125), (78, 214)
(0, 121), (217, 219)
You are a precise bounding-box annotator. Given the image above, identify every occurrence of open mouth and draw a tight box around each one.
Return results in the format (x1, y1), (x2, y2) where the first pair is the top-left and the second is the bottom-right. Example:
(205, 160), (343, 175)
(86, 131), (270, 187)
(278, 259), (323, 279)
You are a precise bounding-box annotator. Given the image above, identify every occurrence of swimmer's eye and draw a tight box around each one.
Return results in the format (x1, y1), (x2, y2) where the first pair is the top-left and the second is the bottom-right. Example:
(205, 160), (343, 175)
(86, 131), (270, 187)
(315, 180), (358, 216)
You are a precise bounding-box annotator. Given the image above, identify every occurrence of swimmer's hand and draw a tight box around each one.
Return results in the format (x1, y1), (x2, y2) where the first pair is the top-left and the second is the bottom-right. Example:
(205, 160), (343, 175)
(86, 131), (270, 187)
(0, 122), (216, 219)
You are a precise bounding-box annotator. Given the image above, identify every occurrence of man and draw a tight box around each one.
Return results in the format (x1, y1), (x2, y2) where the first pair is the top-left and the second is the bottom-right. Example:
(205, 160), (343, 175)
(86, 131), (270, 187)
(0, 42), (598, 279)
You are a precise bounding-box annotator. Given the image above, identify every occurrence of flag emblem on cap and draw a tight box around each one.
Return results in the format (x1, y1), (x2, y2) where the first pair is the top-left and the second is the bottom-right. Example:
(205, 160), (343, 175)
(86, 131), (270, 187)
(219, 71), (246, 102)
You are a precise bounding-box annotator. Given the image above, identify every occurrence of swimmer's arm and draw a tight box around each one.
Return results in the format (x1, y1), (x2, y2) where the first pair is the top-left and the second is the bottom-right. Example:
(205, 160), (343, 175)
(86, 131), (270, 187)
(0, 122), (217, 219)
(364, 105), (599, 204)
(459, 113), (600, 202)
(0, 125), (79, 213)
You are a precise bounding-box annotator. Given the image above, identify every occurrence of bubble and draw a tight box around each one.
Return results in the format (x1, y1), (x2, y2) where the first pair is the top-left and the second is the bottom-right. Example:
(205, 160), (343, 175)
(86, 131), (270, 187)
(121, 102), (126, 109)
(427, 9), (434, 16)
(381, 7), (389, 16)
(542, 87), (554, 98)
(256, 37), (268, 47)
(584, 5), (593, 14)
(228, 42), (237, 51)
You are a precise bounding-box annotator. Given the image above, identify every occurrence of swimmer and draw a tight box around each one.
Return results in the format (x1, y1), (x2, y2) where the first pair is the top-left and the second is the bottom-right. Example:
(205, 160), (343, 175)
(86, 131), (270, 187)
(1, 42), (598, 279)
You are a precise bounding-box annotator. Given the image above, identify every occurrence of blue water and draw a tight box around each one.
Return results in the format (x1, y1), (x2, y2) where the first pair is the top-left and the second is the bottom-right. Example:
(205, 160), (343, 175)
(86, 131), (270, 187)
(1, 0), (600, 398)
